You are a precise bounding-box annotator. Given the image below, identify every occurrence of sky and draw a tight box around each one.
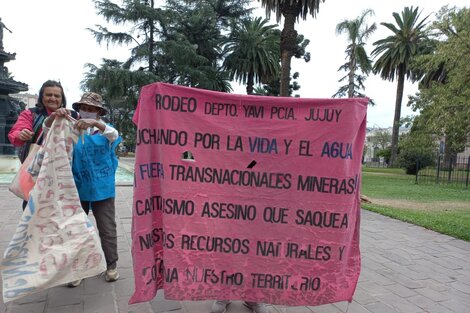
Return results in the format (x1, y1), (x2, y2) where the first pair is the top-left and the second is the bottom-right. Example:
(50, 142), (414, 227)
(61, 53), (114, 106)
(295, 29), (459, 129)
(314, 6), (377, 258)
(1, 0), (467, 128)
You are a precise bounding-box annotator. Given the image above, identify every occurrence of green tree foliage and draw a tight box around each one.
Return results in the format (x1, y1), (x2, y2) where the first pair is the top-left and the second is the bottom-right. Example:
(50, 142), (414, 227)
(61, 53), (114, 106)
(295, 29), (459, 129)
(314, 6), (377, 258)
(89, 0), (252, 90)
(372, 6), (430, 167)
(254, 33), (310, 97)
(369, 129), (392, 150)
(409, 6), (470, 155)
(255, 71), (301, 97)
(259, 0), (324, 96)
(376, 147), (391, 165)
(83, 0), (253, 149)
(81, 59), (158, 150)
(162, 0), (252, 91)
(397, 130), (436, 175)
(366, 128), (392, 165)
(85, 0), (165, 150)
(334, 9), (376, 105)
(223, 17), (280, 95)
(89, 0), (163, 73)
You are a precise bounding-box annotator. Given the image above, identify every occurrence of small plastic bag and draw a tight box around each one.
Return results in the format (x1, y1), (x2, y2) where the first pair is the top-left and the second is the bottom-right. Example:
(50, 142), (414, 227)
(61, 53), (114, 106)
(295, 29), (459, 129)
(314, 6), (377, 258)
(9, 143), (41, 200)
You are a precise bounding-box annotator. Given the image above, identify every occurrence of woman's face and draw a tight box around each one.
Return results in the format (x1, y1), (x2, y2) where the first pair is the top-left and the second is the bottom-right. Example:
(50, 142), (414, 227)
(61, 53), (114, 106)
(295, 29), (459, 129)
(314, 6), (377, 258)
(42, 86), (63, 112)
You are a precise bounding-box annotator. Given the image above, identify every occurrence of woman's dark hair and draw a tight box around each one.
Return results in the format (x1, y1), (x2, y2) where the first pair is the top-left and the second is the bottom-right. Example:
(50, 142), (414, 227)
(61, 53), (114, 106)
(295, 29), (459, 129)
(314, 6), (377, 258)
(36, 80), (67, 109)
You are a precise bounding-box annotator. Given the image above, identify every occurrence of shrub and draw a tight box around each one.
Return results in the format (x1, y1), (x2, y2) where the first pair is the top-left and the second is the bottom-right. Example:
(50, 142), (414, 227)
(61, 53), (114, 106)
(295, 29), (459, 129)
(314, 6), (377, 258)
(397, 134), (436, 175)
(397, 148), (435, 174)
(376, 147), (391, 165)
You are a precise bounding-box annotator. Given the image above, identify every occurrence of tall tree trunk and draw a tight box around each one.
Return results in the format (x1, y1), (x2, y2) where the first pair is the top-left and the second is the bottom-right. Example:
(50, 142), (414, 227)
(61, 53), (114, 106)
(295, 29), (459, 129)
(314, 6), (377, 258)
(148, 0), (155, 73)
(280, 9), (297, 97)
(390, 67), (405, 167)
(348, 48), (356, 98)
(348, 68), (355, 98)
(246, 72), (254, 95)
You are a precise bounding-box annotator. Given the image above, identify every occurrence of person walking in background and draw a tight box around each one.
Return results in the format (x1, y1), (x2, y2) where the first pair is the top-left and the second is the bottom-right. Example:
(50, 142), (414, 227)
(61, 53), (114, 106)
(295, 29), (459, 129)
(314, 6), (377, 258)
(62, 92), (121, 287)
(8, 80), (78, 209)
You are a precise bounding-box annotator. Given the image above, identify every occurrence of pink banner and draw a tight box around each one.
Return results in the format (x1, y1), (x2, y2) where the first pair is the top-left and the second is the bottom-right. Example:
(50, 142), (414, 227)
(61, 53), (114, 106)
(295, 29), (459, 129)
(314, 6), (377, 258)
(130, 82), (367, 306)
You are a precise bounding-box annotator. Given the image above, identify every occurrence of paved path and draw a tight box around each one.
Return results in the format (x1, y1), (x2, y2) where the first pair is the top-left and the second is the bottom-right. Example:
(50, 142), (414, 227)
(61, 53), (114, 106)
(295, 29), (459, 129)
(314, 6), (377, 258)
(0, 167), (469, 312)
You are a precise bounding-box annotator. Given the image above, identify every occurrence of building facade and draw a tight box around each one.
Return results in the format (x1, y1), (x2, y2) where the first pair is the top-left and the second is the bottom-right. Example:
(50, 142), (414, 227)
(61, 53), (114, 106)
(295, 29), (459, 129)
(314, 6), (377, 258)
(10, 92), (37, 109)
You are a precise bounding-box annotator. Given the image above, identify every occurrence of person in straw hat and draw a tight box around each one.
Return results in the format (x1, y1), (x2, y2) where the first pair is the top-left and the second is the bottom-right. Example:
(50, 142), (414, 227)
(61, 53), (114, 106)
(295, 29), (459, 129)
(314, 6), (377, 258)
(45, 92), (122, 287)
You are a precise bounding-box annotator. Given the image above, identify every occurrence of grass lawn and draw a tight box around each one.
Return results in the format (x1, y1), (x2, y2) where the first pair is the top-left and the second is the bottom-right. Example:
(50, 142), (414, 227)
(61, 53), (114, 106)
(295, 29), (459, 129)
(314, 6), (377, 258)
(361, 167), (470, 241)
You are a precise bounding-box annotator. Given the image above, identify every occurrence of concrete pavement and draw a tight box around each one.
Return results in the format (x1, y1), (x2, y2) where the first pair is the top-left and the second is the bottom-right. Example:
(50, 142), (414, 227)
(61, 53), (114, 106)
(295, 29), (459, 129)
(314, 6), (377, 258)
(0, 161), (469, 312)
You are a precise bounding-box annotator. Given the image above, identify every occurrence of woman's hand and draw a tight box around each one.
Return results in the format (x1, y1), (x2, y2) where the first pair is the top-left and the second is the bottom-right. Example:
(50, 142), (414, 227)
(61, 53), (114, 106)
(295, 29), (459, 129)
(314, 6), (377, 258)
(74, 118), (97, 131)
(18, 129), (33, 142)
(52, 108), (69, 118)
(45, 108), (71, 128)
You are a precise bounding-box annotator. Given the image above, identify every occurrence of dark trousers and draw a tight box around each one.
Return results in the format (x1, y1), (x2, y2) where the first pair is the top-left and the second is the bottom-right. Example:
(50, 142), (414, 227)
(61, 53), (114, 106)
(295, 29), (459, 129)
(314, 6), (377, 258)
(81, 198), (119, 269)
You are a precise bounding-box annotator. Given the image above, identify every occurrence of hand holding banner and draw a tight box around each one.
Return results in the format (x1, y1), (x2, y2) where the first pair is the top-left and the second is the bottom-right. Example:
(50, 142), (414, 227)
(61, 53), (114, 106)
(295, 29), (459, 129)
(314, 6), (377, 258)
(1, 117), (106, 303)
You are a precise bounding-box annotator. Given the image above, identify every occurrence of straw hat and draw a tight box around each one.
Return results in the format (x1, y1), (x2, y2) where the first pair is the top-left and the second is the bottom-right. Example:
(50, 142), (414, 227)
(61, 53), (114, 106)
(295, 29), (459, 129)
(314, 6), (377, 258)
(72, 92), (108, 116)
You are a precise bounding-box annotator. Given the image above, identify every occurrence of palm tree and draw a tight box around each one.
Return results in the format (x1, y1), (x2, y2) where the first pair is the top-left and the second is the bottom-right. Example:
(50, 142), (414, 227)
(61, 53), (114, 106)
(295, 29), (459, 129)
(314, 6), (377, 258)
(223, 17), (280, 94)
(334, 9), (376, 100)
(259, 0), (324, 96)
(372, 6), (429, 167)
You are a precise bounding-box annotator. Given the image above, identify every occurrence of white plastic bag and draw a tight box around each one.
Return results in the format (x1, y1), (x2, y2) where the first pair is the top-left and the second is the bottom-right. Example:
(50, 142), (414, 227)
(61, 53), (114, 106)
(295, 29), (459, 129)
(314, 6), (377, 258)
(1, 118), (106, 303)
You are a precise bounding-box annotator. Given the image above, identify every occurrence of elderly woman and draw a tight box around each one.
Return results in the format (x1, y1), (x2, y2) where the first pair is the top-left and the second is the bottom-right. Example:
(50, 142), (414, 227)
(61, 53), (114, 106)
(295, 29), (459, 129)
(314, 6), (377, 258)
(69, 92), (122, 287)
(8, 80), (78, 208)
(44, 91), (121, 287)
